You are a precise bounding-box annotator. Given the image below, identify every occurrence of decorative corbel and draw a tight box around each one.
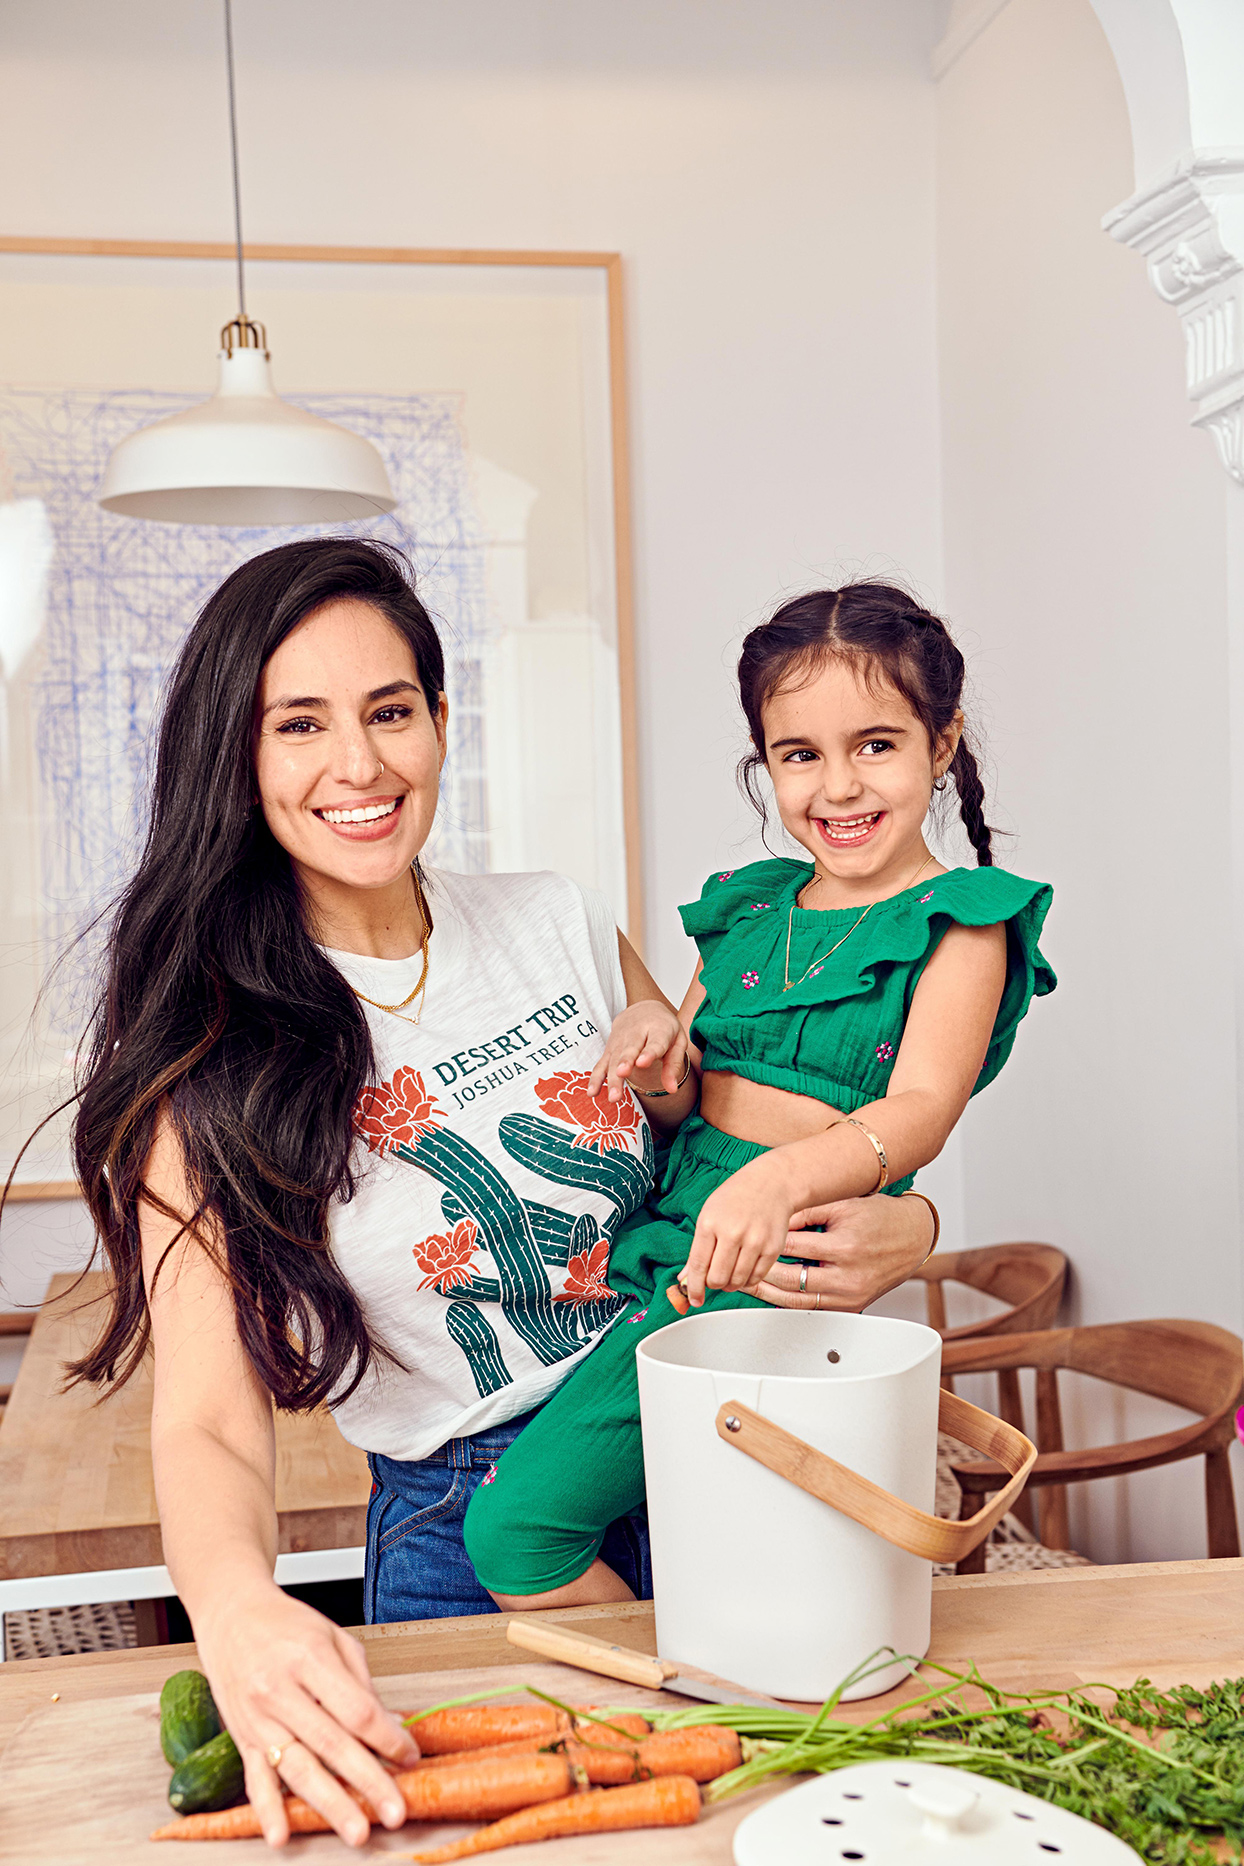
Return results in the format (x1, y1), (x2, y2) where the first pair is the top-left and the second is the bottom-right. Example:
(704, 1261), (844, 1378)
(1104, 153), (1244, 485)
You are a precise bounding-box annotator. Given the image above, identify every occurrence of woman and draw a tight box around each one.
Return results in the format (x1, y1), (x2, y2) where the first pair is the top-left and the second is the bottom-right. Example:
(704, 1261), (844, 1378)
(69, 539), (936, 1847)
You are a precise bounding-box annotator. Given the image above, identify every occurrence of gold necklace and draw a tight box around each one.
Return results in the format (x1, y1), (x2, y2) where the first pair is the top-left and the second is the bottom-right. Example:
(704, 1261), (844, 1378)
(348, 870), (432, 1026)
(783, 852), (936, 994)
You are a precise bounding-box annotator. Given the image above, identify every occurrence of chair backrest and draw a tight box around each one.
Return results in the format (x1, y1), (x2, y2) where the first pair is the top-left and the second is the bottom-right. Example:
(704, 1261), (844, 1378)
(912, 1242), (1067, 1340)
(943, 1319), (1244, 1427)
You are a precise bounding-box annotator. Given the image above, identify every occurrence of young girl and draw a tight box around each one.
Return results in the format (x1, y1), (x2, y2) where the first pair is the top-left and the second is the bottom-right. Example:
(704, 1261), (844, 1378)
(462, 582), (1055, 1606)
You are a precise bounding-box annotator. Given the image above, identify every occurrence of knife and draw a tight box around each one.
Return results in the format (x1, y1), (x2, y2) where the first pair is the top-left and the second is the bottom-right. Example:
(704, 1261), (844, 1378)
(505, 1616), (782, 1709)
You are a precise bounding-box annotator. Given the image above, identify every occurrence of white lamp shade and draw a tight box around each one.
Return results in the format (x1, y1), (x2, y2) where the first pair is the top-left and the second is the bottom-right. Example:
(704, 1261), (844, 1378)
(97, 347), (397, 526)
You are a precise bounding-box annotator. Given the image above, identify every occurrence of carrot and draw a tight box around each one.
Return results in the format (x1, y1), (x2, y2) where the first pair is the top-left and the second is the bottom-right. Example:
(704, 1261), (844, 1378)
(415, 1722), (738, 1785)
(567, 1725), (742, 1785)
(416, 1736), (561, 1771)
(573, 1710), (652, 1740)
(411, 1775), (704, 1861)
(149, 1752), (573, 1842)
(402, 1705), (568, 1753)
(150, 1795), (345, 1843)
(400, 1704), (650, 1752)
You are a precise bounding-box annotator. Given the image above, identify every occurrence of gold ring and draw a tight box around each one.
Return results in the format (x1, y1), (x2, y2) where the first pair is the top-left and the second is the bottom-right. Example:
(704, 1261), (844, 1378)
(814, 1291), (822, 1311)
(266, 1743), (289, 1770)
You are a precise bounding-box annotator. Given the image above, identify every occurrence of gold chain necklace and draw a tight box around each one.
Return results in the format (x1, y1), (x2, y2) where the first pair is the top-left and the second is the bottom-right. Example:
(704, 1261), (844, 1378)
(348, 870), (432, 1026)
(783, 852), (936, 994)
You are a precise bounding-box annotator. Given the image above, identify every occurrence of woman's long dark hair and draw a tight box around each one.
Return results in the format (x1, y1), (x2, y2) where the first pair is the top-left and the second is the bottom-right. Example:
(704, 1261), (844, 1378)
(68, 538), (445, 1407)
(737, 583), (995, 864)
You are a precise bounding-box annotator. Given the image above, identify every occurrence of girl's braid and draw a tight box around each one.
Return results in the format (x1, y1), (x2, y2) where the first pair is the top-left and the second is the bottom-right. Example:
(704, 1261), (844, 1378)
(949, 740), (994, 866)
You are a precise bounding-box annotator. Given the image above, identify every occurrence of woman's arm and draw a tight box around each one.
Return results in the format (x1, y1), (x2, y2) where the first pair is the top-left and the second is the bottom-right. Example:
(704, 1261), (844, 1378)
(678, 921), (1006, 1303)
(142, 1122), (418, 1848)
(586, 936), (701, 1133)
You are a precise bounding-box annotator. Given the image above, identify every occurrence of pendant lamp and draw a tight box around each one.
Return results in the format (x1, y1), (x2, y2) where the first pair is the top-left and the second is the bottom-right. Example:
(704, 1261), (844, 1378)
(97, 1), (395, 527)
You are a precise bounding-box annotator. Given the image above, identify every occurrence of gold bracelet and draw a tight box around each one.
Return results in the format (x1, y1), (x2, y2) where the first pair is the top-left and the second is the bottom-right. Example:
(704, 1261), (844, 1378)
(901, 1189), (941, 1263)
(631, 1054), (693, 1098)
(834, 1116), (889, 1193)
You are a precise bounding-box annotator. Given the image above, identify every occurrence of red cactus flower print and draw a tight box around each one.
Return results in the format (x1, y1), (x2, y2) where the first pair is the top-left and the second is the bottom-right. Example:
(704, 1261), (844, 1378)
(354, 1066), (443, 1155)
(535, 1071), (641, 1154)
(554, 1237), (617, 1303)
(413, 1217), (481, 1293)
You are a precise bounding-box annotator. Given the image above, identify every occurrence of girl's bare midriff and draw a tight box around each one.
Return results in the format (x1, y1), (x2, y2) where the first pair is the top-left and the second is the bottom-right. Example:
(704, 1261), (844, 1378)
(699, 1068), (846, 1149)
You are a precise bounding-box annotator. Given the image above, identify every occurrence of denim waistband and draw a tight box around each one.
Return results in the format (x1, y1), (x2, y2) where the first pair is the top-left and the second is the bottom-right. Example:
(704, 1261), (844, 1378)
(371, 1404), (542, 1481)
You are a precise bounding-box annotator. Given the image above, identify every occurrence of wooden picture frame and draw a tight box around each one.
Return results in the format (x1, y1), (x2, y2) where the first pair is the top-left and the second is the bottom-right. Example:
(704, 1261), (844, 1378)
(0, 238), (640, 1200)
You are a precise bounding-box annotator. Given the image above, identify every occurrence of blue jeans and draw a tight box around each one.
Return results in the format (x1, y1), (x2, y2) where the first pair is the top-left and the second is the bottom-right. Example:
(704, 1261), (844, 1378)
(365, 1406), (652, 1624)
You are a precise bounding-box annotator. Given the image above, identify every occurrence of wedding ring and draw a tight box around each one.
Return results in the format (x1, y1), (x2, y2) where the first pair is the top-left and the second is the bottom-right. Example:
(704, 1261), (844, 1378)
(814, 1292), (822, 1310)
(799, 1264), (809, 1294)
(266, 1743), (288, 1770)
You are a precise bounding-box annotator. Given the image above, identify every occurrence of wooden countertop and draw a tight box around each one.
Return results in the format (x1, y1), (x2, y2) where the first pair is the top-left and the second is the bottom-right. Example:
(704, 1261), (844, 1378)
(0, 1273), (368, 1579)
(4, 1558), (1243, 1760)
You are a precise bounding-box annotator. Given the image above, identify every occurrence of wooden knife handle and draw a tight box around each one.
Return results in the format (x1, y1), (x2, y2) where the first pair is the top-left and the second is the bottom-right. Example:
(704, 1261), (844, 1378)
(505, 1616), (673, 1688)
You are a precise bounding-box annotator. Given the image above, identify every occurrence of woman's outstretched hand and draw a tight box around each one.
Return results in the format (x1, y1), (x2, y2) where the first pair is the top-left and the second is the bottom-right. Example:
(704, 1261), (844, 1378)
(748, 1193), (936, 1312)
(193, 1580), (420, 1848)
(587, 1000), (689, 1104)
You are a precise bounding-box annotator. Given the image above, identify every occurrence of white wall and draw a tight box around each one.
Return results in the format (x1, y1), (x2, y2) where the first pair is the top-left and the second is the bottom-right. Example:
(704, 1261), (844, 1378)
(935, 0), (1242, 1560)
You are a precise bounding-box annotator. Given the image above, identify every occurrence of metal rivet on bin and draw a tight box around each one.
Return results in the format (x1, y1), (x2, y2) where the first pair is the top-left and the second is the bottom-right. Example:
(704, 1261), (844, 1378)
(724, 1415), (742, 1432)
(827, 1350), (841, 1363)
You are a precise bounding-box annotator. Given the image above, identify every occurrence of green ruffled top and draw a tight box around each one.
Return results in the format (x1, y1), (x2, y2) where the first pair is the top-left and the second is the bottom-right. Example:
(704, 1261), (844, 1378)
(680, 859), (1055, 1130)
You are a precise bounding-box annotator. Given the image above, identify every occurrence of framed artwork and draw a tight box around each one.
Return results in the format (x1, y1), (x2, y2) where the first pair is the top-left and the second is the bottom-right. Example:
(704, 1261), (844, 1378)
(0, 238), (639, 1191)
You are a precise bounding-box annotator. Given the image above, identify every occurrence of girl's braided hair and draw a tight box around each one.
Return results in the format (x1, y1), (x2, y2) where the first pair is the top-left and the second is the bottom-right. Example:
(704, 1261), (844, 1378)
(737, 582), (995, 865)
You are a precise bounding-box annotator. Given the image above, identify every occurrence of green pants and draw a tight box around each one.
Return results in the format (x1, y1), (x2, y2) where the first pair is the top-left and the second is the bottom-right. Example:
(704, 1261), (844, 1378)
(462, 1117), (768, 1594)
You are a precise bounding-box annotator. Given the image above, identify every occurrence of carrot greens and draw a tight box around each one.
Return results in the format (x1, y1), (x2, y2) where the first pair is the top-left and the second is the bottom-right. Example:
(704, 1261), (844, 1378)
(609, 1658), (1244, 1865)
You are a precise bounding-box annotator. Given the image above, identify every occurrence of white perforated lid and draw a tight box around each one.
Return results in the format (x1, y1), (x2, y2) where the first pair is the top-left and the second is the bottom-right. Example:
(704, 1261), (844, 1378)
(732, 1760), (1143, 1865)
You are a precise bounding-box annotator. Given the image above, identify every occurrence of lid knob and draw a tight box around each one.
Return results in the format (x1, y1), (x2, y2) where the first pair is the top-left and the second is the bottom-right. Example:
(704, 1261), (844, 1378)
(908, 1777), (979, 1839)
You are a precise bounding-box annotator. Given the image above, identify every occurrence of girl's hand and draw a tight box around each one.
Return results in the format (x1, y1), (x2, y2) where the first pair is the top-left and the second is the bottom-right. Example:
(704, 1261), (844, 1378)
(674, 1156), (792, 1308)
(194, 1579), (420, 1848)
(587, 1000), (689, 1104)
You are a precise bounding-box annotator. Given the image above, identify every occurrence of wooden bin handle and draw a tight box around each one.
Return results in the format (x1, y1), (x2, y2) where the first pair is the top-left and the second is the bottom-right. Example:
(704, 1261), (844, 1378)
(715, 1389), (1036, 1566)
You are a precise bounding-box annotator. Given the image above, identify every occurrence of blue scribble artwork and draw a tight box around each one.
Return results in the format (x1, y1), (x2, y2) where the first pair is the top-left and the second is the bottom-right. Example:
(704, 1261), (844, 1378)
(0, 385), (494, 1037)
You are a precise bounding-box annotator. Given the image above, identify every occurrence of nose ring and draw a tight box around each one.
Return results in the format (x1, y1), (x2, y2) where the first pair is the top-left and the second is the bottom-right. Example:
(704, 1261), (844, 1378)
(378, 762), (385, 775)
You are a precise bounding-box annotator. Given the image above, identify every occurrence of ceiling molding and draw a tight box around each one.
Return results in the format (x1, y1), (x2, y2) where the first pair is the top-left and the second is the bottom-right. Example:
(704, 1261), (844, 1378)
(931, 0), (1016, 80)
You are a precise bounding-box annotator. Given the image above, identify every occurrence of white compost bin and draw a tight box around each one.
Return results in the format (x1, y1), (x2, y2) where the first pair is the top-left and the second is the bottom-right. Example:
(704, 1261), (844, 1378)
(637, 1308), (943, 1702)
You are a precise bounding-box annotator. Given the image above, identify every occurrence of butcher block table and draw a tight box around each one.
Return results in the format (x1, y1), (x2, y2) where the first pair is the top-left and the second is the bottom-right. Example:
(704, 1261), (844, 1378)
(0, 1273), (368, 1580)
(1, 1560), (1241, 1863)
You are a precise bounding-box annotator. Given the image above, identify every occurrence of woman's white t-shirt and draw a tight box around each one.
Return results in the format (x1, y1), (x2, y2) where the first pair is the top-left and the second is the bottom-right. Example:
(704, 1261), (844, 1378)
(325, 866), (651, 1463)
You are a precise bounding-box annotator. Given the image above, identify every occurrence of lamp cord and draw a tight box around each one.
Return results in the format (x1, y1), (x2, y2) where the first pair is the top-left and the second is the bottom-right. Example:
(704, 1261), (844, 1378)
(223, 0), (247, 320)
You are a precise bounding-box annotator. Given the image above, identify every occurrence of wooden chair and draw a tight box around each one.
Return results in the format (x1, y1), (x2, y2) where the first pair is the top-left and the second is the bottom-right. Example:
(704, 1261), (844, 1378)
(942, 1320), (1244, 1573)
(910, 1243), (1068, 1531)
(912, 1242), (1068, 1342)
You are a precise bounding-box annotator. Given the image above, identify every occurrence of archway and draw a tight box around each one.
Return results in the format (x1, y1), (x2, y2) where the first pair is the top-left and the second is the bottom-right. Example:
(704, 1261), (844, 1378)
(1090, 0), (1244, 482)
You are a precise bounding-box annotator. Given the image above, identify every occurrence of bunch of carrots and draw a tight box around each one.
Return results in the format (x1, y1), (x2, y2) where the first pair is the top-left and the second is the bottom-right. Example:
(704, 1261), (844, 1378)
(149, 1697), (743, 1857)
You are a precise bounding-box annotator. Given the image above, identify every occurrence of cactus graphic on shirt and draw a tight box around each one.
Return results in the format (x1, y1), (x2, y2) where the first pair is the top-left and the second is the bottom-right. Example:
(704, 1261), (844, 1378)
(355, 1068), (649, 1397)
(445, 1301), (511, 1396)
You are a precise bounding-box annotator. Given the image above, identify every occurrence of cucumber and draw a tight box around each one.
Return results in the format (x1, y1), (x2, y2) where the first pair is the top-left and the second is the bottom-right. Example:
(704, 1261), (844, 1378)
(159, 1668), (222, 1765)
(168, 1730), (245, 1814)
